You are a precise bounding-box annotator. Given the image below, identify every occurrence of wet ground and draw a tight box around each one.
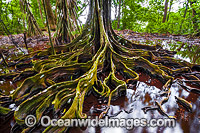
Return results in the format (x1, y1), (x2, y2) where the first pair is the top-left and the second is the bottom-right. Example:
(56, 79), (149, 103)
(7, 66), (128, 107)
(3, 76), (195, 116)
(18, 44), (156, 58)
(0, 31), (200, 133)
(0, 33), (50, 55)
(115, 30), (200, 64)
(1, 30), (199, 64)
(68, 71), (200, 133)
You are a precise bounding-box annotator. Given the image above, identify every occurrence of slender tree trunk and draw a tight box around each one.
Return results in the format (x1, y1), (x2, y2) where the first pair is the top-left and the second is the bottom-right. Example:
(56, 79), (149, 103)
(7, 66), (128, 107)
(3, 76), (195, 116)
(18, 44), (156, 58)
(115, 2), (117, 19)
(19, 0), (42, 36)
(42, 0), (55, 54)
(43, 0), (56, 30)
(54, 0), (58, 22)
(122, 0), (126, 29)
(162, 0), (169, 23)
(117, 0), (121, 29)
(183, 0), (189, 18)
(167, 0), (173, 21)
(180, 0), (189, 31)
(37, 0), (44, 22)
(114, 1), (117, 29)
(19, 0), (26, 31)
(5, 3), (9, 22)
(190, 0), (199, 34)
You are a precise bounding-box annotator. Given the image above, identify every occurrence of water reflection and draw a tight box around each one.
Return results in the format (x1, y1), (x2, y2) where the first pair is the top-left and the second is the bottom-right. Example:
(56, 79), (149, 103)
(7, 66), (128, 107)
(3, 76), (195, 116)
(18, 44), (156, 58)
(78, 79), (200, 133)
(0, 80), (17, 95)
(116, 30), (200, 64)
(162, 40), (200, 64)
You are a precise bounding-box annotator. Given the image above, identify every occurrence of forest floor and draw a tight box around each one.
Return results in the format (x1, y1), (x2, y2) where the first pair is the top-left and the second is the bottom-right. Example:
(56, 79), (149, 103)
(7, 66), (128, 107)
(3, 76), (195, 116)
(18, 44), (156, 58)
(0, 30), (199, 62)
(1, 30), (200, 49)
(115, 29), (200, 46)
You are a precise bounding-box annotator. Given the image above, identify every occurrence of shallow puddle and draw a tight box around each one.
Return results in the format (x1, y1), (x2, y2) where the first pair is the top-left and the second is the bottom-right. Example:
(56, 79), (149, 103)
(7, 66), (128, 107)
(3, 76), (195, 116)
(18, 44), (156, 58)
(68, 73), (200, 133)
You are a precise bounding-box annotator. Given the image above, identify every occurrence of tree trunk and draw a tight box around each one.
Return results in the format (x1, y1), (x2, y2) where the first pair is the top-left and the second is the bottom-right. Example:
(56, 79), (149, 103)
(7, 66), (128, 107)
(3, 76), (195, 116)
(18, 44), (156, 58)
(54, 0), (58, 22)
(42, 0), (55, 55)
(19, 0), (43, 36)
(180, 0), (189, 32)
(122, 0), (127, 29)
(167, 0), (173, 21)
(117, 0), (121, 29)
(43, 0), (56, 30)
(190, 0), (199, 35)
(114, 2), (117, 19)
(55, 0), (80, 44)
(37, 0), (44, 23)
(162, 0), (169, 23)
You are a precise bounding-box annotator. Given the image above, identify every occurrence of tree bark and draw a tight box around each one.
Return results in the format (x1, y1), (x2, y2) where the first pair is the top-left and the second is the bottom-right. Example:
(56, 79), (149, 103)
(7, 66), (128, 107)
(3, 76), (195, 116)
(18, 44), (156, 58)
(180, 0), (189, 31)
(43, 0), (56, 30)
(162, 0), (169, 23)
(42, 0), (55, 54)
(37, 0), (44, 22)
(117, 0), (121, 29)
(167, 0), (173, 21)
(190, 0), (199, 34)
(122, 0), (127, 29)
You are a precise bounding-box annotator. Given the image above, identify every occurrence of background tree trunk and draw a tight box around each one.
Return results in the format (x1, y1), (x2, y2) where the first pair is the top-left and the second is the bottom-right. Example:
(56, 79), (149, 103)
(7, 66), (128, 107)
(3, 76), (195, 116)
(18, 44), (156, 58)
(179, 0), (189, 32)
(122, 0), (127, 29)
(37, 0), (44, 23)
(43, 0), (56, 30)
(117, 0), (121, 29)
(162, 0), (169, 23)
(190, 0), (199, 35)
(167, 0), (173, 21)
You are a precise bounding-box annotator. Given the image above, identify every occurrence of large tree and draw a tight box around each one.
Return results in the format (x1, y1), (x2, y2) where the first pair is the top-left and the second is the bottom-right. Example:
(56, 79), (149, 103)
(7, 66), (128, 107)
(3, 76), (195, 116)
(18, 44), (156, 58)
(0, 0), (200, 132)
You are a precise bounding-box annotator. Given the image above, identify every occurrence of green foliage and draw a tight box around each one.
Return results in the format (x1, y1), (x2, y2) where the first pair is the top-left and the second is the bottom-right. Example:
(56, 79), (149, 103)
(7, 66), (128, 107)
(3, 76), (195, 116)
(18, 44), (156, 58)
(167, 41), (200, 64)
(0, 0), (199, 35)
(113, 0), (200, 35)
(0, 0), (24, 34)
(30, 0), (45, 28)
